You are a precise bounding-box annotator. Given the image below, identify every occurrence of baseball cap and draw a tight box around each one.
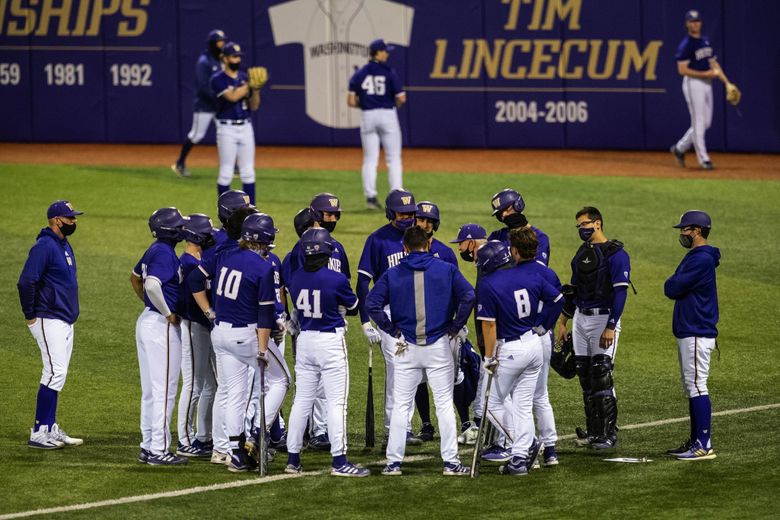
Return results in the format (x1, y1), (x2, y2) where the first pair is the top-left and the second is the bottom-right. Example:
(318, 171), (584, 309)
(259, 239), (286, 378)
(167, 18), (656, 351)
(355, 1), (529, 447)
(685, 10), (701, 22)
(673, 210), (711, 229)
(369, 39), (395, 53)
(47, 200), (84, 219)
(449, 223), (487, 244)
(207, 29), (225, 43)
(223, 42), (244, 57)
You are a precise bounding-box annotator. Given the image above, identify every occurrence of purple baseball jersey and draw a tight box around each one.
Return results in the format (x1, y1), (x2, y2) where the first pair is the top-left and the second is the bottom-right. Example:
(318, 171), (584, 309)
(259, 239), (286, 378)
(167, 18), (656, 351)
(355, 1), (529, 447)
(133, 240), (182, 315)
(288, 268), (358, 332)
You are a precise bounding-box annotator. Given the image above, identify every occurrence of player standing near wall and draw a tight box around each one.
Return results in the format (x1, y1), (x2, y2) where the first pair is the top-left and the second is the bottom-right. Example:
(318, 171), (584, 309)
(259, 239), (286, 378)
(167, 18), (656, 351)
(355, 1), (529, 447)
(18, 201), (85, 450)
(172, 29), (226, 178)
(664, 210), (720, 461)
(670, 10), (738, 171)
(211, 42), (261, 204)
(348, 39), (406, 210)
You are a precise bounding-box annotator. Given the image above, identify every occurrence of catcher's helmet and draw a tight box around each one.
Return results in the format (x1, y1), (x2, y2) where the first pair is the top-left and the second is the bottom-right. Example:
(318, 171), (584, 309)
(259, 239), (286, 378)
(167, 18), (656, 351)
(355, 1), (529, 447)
(550, 332), (577, 379)
(490, 188), (525, 218)
(241, 213), (278, 245)
(217, 189), (253, 223)
(293, 208), (318, 237)
(415, 201), (441, 232)
(310, 192), (341, 220)
(149, 207), (187, 241)
(207, 29), (226, 44)
(183, 213), (218, 247)
(475, 240), (512, 275)
(385, 189), (417, 220)
(300, 227), (334, 256)
(673, 210), (711, 229)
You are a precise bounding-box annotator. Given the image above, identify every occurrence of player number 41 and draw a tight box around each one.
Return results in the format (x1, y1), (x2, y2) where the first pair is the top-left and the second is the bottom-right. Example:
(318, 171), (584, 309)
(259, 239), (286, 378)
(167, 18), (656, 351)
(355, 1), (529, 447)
(296, 289), (323, 319)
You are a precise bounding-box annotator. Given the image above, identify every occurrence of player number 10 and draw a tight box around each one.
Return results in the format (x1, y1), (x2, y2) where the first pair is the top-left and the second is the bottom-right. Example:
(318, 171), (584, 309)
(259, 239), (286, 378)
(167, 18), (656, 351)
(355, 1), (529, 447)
(44, 63), (84, 86)
(216, 267), (242, 300)
(110, 64), (152, 87)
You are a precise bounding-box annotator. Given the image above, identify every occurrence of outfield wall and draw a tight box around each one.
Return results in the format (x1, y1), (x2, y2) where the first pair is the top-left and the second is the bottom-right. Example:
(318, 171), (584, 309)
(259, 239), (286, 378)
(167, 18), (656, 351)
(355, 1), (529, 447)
(0, 0), (778, 152)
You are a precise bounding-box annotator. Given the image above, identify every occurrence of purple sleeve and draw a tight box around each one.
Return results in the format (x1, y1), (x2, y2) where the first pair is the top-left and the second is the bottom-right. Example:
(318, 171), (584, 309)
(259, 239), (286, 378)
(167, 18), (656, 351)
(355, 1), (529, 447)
(449, 268), (475, 334)
(391, 69), (403, 95)
(257, 267), (276, 329)
(17, 241), (48, 320)
(366, 272), (396, 336)
(341, 248), (352, 279)
(187, 264), (209, 294)
(348, 69), (361, 92)
(338, 276), (359, 315)
(356, 273), (371, 323)
(538, 279), (564, 332)
(146, 251), (176, 284)
(195, 57), (213, 97)
(609, 250), (631, 289)
(211, 73), (227, 97)
(357, 235), (377, 279)
(664, 254), (710, 299)
(675, 38), (690, 61)
(476, 281), (497, 321)
(606, 286), (627, 330)
(356, 236), (376, 323)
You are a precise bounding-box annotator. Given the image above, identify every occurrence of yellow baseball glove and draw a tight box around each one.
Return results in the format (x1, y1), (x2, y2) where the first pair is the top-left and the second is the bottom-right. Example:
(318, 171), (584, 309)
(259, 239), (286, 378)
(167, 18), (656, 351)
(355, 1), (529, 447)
(725, 82), (741, 106)
(248, 66), (268, 90)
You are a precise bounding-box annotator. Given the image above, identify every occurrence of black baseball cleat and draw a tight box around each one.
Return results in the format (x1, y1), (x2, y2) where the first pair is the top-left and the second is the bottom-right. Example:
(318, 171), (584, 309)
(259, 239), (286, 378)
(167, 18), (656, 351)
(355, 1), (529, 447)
(366, 197), (382, 210)
(701, 161), (715, 170)
(574, 427), (592, 447)
(591, 435), (618, 450)
(415, 422), (435, 442)
(670, 146), (685, 168)
(171, 163), (191, 178)
(666, 439), (693, 455)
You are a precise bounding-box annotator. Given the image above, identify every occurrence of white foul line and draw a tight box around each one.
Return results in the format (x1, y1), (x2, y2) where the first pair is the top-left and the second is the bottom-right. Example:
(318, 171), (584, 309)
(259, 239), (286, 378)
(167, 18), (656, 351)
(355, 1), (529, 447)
(2, 404), (779, 519)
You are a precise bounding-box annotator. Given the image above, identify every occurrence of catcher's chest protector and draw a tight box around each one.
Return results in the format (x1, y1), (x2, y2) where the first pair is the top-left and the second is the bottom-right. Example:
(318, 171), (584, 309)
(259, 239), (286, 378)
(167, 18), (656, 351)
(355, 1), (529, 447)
(574, 240), (623, 304)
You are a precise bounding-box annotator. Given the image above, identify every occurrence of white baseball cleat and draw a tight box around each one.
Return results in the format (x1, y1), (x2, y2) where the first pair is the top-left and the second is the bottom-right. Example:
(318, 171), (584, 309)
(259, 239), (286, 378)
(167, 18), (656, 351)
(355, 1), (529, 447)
(210, 451), (230, 465)
(27, 426), (64, 450)
(458, 422), (479, 445)
(49, 423), (83, 446)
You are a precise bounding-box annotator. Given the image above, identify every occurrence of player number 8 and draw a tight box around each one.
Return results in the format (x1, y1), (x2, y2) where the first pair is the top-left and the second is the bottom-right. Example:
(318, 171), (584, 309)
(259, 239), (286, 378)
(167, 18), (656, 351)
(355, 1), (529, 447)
(361, 75), (386, 96)
(514, 289), (531, 319)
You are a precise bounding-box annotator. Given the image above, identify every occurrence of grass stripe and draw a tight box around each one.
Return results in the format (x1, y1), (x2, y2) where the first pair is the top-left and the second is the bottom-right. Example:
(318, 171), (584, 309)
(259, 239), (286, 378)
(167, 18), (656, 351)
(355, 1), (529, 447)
(2, 404), (778, 520)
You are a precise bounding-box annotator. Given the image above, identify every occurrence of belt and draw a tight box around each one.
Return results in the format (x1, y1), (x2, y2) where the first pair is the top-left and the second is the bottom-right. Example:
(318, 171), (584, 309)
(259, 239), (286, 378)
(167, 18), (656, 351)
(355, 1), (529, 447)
(579, 308), (611, 316)
(501, 330), (536, 343)
(217, 119), (247, 125)
(215, 320), (257, 328)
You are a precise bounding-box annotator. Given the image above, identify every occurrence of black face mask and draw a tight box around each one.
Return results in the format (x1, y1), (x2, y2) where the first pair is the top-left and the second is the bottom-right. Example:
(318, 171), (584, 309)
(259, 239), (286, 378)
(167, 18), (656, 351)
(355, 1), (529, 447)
(208, 42), (222, 59)
(679, 234), (694, 249)
(460, 250), (474, 262)
(579, 227), (595, 242)
(59, 222), (76, 236)
(201, 234), (216, 250)
(321, 221), (337, 233)
(303, 254), (330, 272)
(503, 212), (528, 229)
(227, 61), (241, 71)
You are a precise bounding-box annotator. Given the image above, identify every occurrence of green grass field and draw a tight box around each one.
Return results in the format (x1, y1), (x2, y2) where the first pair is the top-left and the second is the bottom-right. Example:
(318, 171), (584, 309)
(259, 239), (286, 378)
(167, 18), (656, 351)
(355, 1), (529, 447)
(1, 162), (779, 519)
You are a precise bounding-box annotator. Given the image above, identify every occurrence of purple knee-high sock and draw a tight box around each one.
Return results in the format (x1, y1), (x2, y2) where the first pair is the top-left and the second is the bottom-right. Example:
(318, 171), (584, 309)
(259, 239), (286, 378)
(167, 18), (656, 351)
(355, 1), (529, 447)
(688, 398), (696, 442)
(34, 384), (58, 432)
(691, 395), (712, 448)
(242, 183), (255, 205)
(217, 184), (230, 198)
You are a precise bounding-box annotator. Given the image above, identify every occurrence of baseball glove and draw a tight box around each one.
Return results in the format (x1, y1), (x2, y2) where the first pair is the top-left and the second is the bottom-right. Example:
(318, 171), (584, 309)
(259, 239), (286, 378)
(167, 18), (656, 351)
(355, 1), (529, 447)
(248, 66), (268, 89)
(725, 82), (741, 106)
(550, 332), (576, 379)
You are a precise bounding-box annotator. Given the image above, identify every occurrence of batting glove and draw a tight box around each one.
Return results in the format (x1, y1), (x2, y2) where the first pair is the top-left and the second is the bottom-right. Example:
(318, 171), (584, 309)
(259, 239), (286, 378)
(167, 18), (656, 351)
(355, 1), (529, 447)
(483, 356), (499, 375)
(394, 334), (409, 356)
(532, 325), (547, 336)
(362, 322), (382, 344)
(204, 308), (216, 322)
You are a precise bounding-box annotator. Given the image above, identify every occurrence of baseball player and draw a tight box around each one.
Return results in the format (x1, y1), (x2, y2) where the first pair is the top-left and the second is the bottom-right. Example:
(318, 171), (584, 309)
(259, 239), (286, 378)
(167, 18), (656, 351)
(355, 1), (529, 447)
(172, 29), (226, 178)
(476, 238), (563, 476)
(367, 226), (475, 477)
(188, 213), (278, 472)
(18, 200), (85, 450)
(411, 200), (459, 442)
(488, 188), (550, 265)
(670, 10), (735, 170)
(284, 228), (368, 477)
(130, 207), (188, 465)
(664, 210), (720, 460)
(556, 207), (631, 450)
(211, 42), (260, 204)
(348, 39), (406, 210)
(449, 223), (488, 445)
(176, 214), (218, 458)
(357, 189), (419, 443)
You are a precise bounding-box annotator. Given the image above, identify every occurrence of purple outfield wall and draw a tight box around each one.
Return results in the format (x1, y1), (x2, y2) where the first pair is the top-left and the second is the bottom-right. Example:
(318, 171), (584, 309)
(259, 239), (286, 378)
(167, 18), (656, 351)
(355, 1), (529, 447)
(0, 0), (777, 152)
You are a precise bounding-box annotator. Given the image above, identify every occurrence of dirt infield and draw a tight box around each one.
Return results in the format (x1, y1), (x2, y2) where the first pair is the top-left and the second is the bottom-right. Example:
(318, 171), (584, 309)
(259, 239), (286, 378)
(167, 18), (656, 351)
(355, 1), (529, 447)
(1, 143), (778, 179)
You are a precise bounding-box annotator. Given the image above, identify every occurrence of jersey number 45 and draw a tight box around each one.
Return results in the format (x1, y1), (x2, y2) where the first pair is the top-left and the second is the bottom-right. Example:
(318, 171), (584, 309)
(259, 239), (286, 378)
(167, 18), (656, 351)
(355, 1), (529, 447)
(361, 75), (386, 96)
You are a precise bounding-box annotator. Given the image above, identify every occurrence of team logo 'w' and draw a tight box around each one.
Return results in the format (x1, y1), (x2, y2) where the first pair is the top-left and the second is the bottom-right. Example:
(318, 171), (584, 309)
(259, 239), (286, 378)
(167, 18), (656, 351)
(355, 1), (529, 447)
(421, 204), (433, 213)
(242, 195), (250, 204)
(401, 196), (411, 205)
(66, 202), (74, 210)
(329, 198), (339, 207)
(492, 199), (501, 208)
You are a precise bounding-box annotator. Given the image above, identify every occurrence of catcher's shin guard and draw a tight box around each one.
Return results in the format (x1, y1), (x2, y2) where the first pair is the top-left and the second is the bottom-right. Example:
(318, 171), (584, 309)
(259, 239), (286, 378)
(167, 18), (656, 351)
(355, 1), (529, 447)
(590, 354), (617, 443)
(575, 356), (596, 438)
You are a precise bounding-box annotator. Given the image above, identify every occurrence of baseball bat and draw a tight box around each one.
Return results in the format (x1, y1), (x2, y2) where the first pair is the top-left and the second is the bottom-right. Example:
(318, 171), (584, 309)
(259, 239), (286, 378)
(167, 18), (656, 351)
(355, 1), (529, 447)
(470, 370), (494, 478)
(258, 362), (268, 476)
(365, 343), (375, 448)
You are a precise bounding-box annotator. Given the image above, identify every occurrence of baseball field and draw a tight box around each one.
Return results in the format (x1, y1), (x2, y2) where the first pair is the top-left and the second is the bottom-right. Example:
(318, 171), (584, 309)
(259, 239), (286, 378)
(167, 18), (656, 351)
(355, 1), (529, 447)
(1, 145), (779, 519)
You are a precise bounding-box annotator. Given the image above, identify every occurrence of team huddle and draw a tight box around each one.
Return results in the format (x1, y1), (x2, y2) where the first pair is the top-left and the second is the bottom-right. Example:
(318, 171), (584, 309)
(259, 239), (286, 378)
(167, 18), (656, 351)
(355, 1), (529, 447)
(19, 186), (722, 479)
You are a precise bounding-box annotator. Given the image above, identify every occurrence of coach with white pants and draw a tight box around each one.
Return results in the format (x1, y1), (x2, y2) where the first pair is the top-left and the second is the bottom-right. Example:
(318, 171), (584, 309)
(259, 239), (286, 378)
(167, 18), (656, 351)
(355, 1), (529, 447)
(367, 226), (475, 477)
(18, 200), (85, 450)
(664, 210), (720, 461)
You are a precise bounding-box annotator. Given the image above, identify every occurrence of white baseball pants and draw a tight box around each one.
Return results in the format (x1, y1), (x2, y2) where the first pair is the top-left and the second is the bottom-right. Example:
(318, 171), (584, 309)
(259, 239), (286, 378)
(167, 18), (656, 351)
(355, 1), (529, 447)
(245, 338), (290, 436)
(533, 332), (558, 447)
(386, 337), (460, 465)
(216, 121), (255, 187)
(486, 332), (542, 459)
(311, 381), (328, 436)
(360, 108), (403, 198)
(573, 311), (621, 361)
(136, 308), (182, 455)
(187, 111), (216, 143)
(676, 77), (713, 165)
(287, 329), (350, 457)
(177, 320), (217, 445)
(677, 337), (716, 398)
(380, 329), (412, 433)
(28, 318), (73, 392)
